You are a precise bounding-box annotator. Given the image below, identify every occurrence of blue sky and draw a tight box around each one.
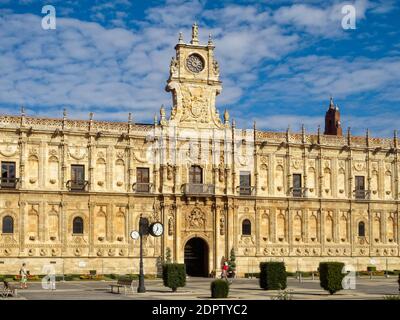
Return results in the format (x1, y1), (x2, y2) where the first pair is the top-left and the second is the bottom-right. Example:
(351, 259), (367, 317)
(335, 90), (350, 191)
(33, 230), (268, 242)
(0, 0), (399, 136)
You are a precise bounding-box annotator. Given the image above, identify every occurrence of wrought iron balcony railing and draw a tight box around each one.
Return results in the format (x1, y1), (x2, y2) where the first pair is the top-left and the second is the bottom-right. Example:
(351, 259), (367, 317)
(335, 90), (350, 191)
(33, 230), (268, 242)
(291, 187), (307, 198)
(66, 180), (89, 192)
(236, 186), (255, 196)
(132, 182), (153, 193)
(0, 177), (19, 189)
(182, 183), (215, 196)
(354, 189), (370, 200)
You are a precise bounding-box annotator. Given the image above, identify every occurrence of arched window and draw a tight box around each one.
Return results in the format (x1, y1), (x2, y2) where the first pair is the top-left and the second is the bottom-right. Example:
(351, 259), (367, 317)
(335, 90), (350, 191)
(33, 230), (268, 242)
(242, 219), (251, 235)
(358, 221), (365, 237)
(2, 216), (14, 234)
(73, 217), (84, 234)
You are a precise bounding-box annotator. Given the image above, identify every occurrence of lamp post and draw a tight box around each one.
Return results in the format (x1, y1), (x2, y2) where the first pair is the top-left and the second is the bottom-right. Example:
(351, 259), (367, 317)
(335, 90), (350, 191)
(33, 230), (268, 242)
(138, 215), (149, 293)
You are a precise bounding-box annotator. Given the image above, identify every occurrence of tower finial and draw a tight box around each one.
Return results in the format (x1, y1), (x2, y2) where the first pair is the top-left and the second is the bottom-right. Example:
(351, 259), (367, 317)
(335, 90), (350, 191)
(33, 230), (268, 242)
(208, 33), (213, 46)
(178, 32), (183, 44)
(191, 22), (199, 44)
(329, 96), (334, 109)
(223, 109), (229, 124)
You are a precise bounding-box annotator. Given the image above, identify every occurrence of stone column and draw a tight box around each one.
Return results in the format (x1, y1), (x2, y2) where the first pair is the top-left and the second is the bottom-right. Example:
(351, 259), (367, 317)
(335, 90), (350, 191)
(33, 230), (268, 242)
(174, 203), (180, 263)
(255, 206), (261, 254)
(89, 202), (95, 255)
(19, 200), (26, 253)
(39, 141), (45, 189)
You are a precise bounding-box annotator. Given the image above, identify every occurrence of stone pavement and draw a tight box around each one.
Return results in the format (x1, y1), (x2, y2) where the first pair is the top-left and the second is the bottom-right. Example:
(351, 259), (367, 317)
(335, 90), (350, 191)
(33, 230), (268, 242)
(2, 277), (399, 300)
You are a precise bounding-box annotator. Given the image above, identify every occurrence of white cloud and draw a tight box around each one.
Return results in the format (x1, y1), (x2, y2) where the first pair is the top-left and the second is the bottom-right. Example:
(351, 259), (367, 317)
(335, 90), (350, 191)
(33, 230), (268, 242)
(0, 0), (398, 137)
(273, 0), (369, 37)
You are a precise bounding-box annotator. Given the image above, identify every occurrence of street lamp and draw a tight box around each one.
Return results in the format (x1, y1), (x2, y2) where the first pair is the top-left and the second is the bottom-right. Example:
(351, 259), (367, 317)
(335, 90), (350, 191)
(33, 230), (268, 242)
(130, 215), (164, 294)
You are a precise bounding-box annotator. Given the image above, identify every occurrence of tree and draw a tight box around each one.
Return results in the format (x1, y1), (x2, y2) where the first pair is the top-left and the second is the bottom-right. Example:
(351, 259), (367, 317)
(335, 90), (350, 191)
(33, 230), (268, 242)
(165, 247), (172, 264)
(228, 247), (236, 277)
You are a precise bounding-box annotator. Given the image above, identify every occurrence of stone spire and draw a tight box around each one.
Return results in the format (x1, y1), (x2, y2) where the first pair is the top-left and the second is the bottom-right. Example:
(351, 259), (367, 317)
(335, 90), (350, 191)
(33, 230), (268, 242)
(191, 22), (199, 45)
(208, 34), (213, 46)
(324, 97), (342, 136)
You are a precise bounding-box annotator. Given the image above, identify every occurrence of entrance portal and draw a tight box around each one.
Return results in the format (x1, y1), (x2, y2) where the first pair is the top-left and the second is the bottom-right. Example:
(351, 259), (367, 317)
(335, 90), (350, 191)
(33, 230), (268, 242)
(184, 237), (209, 277)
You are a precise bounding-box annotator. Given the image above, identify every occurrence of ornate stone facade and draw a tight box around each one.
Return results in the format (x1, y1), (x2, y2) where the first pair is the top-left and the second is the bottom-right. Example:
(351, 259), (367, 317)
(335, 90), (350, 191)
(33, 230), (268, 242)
(0, 25), (399, 276)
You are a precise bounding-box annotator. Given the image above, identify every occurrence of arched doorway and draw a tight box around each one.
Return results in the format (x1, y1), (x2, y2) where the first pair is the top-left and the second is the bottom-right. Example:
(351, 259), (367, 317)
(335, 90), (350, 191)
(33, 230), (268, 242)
(184, 237), (209, 277)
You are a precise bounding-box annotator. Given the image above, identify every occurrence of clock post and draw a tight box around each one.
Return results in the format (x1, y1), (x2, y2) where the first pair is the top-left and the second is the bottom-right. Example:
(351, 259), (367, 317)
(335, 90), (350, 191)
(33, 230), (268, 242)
(130, 216), (164, 294)
(138, 215), (149, 293)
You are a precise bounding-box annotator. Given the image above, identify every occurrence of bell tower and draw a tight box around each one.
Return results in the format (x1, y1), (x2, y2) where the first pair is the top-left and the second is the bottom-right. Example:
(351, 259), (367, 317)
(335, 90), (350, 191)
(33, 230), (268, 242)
(324, 97), (342, 136)
(165, 23), (225, 129)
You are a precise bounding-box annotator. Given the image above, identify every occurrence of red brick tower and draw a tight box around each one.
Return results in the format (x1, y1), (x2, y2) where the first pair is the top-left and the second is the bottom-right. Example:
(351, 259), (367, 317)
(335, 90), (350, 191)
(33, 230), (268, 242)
(324, 97), (342, 136)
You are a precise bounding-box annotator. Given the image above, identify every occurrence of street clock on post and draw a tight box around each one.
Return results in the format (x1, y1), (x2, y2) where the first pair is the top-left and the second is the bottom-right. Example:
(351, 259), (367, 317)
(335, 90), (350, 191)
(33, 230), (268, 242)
(149, 222), (164, 237)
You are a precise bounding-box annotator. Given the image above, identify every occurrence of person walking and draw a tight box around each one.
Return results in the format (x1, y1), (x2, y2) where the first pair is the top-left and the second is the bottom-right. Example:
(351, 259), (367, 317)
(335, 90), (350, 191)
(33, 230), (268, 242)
(221, 260), (229, 281)
(19, 263), (28, 289)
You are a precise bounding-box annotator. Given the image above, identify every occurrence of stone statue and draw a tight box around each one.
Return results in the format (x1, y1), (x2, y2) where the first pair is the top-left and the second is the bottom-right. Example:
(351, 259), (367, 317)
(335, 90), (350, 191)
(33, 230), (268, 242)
(191, 23), (199, 44)
(170, 57), (178, 76)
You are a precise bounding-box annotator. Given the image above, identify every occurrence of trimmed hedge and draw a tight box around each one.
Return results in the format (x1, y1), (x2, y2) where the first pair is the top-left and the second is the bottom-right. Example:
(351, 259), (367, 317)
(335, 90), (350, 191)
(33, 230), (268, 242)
(319, 262), (345, 295)
(211, 280), (229, 298)
(259, 262), (287, 290)
(398, 274), (400, 292)
(367, 266), (376, 272)
(162, 263), (186, 292)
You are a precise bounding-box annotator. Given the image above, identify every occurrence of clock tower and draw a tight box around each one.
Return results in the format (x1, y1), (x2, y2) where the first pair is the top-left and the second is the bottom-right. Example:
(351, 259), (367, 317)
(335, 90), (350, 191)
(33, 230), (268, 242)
(165, 23), (225, 129)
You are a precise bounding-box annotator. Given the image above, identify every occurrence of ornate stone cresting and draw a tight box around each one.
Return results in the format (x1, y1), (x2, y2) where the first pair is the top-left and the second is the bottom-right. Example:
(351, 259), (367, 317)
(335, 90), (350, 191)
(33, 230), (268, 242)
(166, 24), (223, 129)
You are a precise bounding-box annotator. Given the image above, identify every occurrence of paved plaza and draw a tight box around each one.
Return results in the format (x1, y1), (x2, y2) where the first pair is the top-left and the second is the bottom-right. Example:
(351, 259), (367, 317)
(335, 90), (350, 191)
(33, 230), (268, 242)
(2, 277), (399, 300)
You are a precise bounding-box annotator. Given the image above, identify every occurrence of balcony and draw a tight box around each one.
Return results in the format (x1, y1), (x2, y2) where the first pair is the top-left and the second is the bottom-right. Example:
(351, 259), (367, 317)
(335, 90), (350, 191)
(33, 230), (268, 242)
(354, 189), (370, 200)
(236, 186), (255, 196)
(66, 180), (89, 192)
(0, 178), (19, 189)
(182, 183), (215, 196)
(132, 182), (153, 193)
(291, 187), (306, 198)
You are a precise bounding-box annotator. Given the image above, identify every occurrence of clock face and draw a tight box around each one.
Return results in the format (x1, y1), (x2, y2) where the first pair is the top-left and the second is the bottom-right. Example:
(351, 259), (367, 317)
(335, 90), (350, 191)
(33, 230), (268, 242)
(130, 230), (140, 240)
(186, 54), (204, 73)
(151, 222), (164, 237)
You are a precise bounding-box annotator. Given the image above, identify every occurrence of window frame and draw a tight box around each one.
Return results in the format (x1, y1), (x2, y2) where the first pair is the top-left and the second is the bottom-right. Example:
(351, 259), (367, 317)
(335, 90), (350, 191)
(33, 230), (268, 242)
(2, 216), (14, 234)
(242, 219), (252, 236)
(72, 217), (84, 235)
(189, 165), (203, 184)
(358, 221), (365, 237)
(136, 167), (150, 193)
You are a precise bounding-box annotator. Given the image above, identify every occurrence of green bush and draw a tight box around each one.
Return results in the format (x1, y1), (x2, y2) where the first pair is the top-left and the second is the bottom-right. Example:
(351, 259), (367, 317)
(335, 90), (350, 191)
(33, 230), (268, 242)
(398, 274), (400, 292)
(383, 295), (400, 300)
(319, 262), (345, 295)
(162, 263), (186, 292)
(367, 266), (376, 272)
(211, 280), (229, 298)
(259, 262), (287, 290)
(244, 273), (260, 278)
(118, 274), (139, 281)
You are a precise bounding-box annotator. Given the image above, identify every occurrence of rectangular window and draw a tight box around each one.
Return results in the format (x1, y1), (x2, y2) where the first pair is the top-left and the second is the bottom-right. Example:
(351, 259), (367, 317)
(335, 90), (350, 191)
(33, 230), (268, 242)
(293, 174), (302, 197)
(189, 165), (203, 184)
(136, 167), (150, 193)
(355, 176), (365, 199)
(1, 162), (16, 188)
(70, 165), (85, 190)
(240, 171), (251, 195)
